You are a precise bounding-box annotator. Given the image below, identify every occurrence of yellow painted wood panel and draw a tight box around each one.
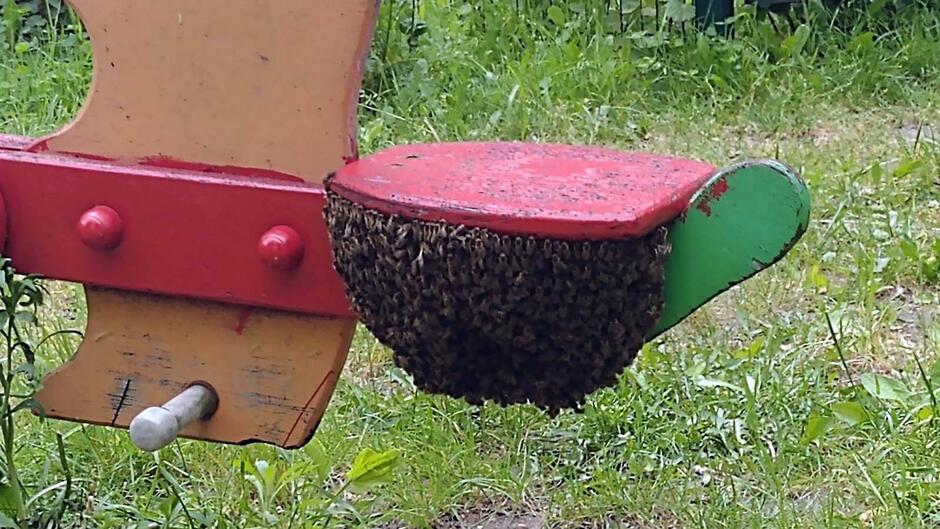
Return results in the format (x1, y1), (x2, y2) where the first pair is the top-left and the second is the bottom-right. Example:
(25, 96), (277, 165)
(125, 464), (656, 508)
(33, 0), (379, 446)
(37, 288), (355, 447)
(43, 0), (379, 182)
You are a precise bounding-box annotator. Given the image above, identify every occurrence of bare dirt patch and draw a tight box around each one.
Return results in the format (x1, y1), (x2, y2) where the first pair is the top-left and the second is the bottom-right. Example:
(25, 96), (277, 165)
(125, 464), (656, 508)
(434, 509), (545, 529)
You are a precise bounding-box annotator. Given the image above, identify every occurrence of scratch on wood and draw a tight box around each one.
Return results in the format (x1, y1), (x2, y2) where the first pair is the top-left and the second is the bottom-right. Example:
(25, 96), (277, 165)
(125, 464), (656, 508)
(282, 371), (334, 447)
(110, 379), (132, 427)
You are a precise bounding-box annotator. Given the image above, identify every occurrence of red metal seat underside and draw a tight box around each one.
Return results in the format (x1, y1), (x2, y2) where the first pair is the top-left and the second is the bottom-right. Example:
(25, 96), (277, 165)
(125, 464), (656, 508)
(330, 142), (716, 240)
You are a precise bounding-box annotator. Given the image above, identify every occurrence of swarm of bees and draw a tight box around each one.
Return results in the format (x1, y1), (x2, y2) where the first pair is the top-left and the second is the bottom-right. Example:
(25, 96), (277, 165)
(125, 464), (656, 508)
(324, 190), (670, 413)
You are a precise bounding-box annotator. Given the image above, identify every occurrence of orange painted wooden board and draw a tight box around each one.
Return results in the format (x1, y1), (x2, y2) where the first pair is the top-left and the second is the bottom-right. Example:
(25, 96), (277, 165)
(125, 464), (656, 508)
(31, 0), (381, 447)
(37, 0), (379, 182)
(37, 288), (354, 448)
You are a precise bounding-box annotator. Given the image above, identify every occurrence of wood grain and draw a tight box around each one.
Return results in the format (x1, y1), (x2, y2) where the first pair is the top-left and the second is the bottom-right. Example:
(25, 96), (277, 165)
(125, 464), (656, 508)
(38, 0), (380, 182)
(33, 0), (380, 447)
(37, 288), (355, 448)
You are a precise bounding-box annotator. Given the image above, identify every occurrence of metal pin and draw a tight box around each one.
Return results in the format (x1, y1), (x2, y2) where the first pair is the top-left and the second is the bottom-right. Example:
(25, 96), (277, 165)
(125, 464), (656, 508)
(129, 383), (218, 452)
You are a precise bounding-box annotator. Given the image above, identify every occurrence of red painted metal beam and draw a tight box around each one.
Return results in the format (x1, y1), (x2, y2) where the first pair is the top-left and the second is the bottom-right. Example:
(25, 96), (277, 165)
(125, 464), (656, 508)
(0, 143), (353, 317)
(0, 136), (719, 314)
(0, 134), (33, 151)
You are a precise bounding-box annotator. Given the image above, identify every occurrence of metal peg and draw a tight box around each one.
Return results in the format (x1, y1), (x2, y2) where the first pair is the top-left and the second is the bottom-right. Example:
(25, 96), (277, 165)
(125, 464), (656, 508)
(129, 384), (218, 451)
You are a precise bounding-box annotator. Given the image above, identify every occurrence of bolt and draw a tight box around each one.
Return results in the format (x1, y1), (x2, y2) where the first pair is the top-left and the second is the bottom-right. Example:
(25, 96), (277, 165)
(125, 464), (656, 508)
(77, 205), (123, 251)
(257, 225), (305, 271)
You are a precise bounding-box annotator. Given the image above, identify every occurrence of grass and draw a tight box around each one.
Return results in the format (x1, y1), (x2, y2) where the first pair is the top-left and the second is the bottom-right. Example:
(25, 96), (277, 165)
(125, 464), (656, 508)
(1, 0), (939, 527)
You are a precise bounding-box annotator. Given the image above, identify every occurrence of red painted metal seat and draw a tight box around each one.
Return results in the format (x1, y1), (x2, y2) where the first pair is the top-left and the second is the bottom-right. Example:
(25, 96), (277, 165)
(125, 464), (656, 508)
(328, 142), (716, 239)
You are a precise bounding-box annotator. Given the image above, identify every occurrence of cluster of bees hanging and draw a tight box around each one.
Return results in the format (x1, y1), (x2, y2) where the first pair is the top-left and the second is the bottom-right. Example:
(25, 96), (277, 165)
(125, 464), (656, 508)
(324, 186), (672, 413)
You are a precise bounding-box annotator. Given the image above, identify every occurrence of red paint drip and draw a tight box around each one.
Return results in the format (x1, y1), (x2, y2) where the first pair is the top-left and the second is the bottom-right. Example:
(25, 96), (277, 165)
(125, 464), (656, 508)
(343, 136), (360, 165)
(24, 138), (49, 152)
(234, 308), (252, 335)
(139, 156), (302, 182)
(28, 141), (113, 162)
(282, 370), (335, 447)
(696, 201), (713, 216)
(24, 139), (303, 183)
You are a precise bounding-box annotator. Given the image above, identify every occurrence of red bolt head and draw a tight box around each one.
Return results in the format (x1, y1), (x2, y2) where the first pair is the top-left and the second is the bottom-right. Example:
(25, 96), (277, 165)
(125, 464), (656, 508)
(258, 225), (304, 271)
(77, 205), (124, 251)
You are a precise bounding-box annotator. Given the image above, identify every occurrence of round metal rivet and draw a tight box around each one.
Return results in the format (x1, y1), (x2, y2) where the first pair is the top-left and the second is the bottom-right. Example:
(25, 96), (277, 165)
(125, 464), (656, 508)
(77, 205), (124, 251)
(258, 225), (304, 270)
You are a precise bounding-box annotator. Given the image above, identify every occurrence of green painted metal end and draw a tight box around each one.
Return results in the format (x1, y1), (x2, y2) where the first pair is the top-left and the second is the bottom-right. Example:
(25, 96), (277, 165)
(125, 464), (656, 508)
(650, 160), (811, 339)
